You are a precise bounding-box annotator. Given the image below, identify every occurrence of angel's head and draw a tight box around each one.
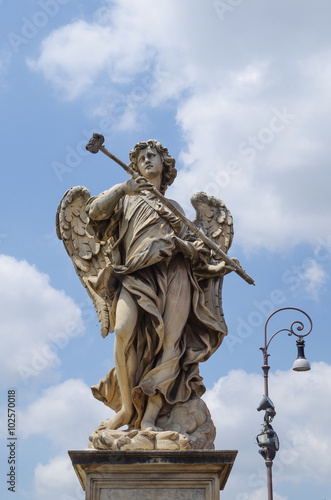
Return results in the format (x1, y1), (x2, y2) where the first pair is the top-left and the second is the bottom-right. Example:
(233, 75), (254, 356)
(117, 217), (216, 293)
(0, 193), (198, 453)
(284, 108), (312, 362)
(129, 140), (177, 194)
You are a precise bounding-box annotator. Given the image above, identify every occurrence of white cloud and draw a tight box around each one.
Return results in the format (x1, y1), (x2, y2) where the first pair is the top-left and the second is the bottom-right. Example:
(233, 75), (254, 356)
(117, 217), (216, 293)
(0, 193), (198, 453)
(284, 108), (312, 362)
(297, 259), (328, 299)
(236, 489), (286, 500)
(170, 83), (331, 252)
(204, 362), (331, 499)
(0, 255), (84, 385)
(20, 378), (109, 500)
(27, 20), (114, 100)
(28, 0), (331, 251)
(23, 365), (331, 500)
(34, 455), (84, 500)
(20, 378), (107, 449)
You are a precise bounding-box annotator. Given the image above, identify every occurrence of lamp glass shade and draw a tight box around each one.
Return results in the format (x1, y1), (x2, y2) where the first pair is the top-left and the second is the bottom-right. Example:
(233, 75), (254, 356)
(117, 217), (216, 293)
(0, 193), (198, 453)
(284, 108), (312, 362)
(292, 338), (311, 372)
(292, 358), (311, 371)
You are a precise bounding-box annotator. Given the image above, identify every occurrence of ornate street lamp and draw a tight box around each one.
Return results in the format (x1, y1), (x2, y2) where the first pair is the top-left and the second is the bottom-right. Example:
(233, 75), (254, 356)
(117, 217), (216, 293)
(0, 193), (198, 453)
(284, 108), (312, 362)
(255, 307), (313, 500)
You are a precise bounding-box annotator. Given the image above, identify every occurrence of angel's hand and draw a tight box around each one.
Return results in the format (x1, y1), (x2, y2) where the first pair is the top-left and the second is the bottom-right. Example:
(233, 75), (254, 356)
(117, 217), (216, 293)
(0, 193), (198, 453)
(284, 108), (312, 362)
(123, 176), (154, 196)
(210, 257), (240, 276)
(212, 261), (235, 276)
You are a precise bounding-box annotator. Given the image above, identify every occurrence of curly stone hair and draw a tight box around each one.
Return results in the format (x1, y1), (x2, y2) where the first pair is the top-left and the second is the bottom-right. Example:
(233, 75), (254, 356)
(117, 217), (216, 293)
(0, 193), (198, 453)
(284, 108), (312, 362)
(129, 139), (177, 194)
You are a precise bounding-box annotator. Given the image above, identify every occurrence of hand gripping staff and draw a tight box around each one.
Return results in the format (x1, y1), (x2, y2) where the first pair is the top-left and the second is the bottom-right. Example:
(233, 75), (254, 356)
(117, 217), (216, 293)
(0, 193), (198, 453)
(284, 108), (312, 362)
(86, 133), (255, 285)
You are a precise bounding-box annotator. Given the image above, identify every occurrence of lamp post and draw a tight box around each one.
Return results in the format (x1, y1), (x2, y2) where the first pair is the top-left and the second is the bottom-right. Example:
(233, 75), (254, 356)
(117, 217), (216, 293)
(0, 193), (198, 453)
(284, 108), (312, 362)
(255, 307), (313, 500)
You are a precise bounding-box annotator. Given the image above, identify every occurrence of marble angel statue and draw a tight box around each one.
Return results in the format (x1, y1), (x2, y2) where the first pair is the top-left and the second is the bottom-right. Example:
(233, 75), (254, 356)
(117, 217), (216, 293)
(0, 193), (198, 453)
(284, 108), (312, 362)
(56, 136), (252, 450)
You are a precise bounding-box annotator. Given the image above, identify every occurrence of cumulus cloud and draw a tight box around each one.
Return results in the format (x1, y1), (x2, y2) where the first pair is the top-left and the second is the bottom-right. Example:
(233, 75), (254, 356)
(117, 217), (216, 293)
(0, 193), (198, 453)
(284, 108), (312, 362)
(204, 362), (331, 499)
(27, 21), (115, 100)
(20, 378), (109, 500)
(0, 254), (84, 385)
(297, 259), (328, 300)
(27, 0), (331, 252)
(171, 101), (331, 253)
(21, 365), (331, 500)
(34, 455), (84, 500)
(20, 378), (107, 449)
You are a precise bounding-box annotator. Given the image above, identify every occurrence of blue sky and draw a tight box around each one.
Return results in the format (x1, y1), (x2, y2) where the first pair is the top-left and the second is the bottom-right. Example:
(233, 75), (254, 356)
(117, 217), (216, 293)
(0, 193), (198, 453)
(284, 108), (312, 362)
(1, 1), (331, 499)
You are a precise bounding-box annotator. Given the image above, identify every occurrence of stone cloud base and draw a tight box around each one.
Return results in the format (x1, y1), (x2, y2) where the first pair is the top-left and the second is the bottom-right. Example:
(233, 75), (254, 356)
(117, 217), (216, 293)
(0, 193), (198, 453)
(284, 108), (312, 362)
(69, 450), (237, 500)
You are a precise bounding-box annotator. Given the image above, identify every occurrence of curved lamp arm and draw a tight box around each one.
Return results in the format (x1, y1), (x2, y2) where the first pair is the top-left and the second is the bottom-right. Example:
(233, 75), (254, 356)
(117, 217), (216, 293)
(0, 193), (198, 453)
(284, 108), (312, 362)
(260, 307), (313, 395)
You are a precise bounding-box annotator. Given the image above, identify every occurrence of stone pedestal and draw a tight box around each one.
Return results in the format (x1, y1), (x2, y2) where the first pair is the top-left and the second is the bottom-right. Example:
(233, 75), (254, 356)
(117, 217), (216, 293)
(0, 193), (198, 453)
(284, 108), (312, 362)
(69, 450), (237, 500)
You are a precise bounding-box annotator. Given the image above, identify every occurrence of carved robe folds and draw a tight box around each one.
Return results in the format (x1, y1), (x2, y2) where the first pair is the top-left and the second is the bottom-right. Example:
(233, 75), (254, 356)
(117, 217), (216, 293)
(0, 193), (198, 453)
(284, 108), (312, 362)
(89, 192), (228, 428)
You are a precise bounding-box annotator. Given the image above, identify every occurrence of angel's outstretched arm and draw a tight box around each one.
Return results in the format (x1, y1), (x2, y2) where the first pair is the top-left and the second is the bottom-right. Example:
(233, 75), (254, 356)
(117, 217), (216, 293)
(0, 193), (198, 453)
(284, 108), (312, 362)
(88, 184), (126, 221)
(88, 177), (154, 221)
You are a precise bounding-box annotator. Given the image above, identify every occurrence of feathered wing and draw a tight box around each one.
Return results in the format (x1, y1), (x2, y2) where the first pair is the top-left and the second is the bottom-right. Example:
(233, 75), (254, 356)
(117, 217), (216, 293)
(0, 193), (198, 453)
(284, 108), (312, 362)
(191, 191), (234, 333)
(56, 186), (113, 338)
(191, 191), (234, 256)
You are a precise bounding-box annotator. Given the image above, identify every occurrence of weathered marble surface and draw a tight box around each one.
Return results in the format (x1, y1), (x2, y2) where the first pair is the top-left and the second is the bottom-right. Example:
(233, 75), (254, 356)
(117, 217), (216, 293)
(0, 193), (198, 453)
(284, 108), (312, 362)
(89, 395), (215, 450)
(69, 450), (237, 500)
(57, 140), (237, 448)
(101, 488), (205, 500)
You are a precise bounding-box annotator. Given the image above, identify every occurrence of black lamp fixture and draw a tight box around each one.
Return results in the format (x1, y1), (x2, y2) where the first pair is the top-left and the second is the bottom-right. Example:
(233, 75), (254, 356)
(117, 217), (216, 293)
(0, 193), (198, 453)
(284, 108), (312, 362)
(292, 338), (311, 371)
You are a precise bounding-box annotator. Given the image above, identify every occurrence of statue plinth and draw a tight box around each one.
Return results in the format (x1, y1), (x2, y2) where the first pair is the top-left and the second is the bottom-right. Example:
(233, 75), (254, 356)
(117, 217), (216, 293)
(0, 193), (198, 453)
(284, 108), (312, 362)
(69, 449), (237, 500)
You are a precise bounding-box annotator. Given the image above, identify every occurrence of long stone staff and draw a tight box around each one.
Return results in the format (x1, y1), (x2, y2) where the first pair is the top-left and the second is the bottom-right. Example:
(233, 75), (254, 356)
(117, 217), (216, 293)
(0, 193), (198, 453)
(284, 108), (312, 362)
(86, 133), (255, 285)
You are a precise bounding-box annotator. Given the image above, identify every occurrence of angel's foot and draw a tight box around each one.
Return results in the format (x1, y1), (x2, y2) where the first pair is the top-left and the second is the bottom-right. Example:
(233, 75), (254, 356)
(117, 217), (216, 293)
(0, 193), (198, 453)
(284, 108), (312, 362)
(140, 418), (162, 432)
(105, 407), (133, 430)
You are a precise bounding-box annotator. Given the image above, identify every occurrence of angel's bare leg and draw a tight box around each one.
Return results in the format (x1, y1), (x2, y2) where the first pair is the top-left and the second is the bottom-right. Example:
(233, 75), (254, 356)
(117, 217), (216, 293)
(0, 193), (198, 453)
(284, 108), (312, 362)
(141, 267), (191, 431)
(106, 287), (138, 430)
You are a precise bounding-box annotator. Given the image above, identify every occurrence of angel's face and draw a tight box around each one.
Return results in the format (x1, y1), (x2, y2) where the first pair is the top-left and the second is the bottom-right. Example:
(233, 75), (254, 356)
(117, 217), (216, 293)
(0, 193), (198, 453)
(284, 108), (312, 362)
(137, 146), (163, 181)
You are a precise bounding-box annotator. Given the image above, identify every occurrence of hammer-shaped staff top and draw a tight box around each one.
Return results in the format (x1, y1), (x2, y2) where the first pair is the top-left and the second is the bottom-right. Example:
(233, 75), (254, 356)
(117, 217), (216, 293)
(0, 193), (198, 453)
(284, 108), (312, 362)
(86, 133), (105, 154)
(86, 133), (134, 176)
(85, 133), (255, 285)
